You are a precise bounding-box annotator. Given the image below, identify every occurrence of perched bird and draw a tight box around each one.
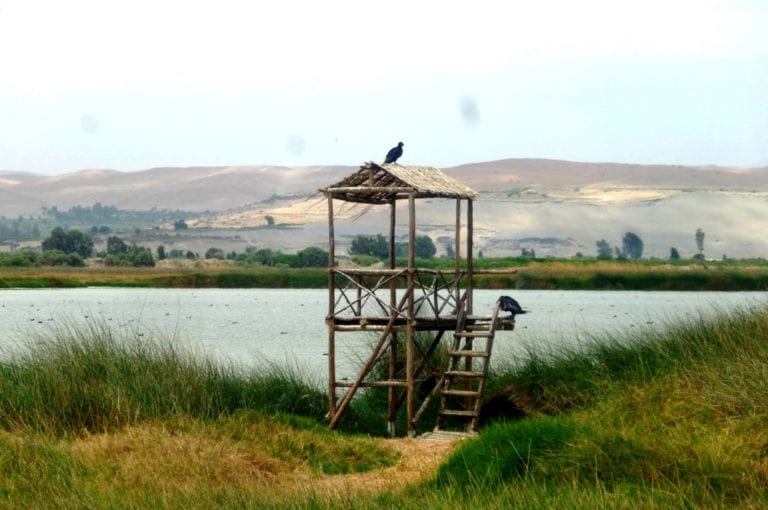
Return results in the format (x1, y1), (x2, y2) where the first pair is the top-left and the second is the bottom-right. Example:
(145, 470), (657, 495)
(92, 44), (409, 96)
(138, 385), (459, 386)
(384, 141), (404, 164)
(498, 295), (528, 319)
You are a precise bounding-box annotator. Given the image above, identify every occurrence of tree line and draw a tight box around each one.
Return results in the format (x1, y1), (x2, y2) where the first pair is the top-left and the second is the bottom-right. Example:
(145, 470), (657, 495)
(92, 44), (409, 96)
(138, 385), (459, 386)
(594, 229), (708, 261)
(0, 226), (733, 269)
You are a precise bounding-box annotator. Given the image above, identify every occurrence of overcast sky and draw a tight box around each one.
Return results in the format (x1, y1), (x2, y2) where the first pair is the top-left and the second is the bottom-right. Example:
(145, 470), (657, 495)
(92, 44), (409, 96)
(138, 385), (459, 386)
(1, 0), (767, 174)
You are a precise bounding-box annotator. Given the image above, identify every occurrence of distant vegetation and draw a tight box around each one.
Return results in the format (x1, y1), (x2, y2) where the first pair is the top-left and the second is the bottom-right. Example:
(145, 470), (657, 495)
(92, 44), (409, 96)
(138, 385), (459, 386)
(42, 202), (202, 230)
(0, 203), (205, 243)
(3, 222), (768, 290)
(349, 234), (437, 259)
(3, 256), (768, 290)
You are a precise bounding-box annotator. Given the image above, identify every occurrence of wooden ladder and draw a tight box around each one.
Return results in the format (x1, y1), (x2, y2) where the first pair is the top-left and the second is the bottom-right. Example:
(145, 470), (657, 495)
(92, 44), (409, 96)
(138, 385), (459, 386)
(434, 301), (502, 433)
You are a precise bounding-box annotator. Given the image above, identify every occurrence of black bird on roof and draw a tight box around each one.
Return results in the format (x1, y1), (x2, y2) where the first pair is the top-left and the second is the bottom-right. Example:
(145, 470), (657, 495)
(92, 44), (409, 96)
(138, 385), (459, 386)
(384, 141), (404, 164)
(498, 295), (528, 319)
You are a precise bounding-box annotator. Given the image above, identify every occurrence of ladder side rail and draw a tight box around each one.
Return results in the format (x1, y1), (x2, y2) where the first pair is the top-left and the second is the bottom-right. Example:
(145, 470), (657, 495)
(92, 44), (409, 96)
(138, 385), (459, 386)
(468, 302), (501, 430)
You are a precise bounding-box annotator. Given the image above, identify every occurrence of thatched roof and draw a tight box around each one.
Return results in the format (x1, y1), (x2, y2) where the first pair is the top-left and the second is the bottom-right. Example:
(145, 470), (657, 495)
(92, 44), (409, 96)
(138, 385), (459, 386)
(320, 162), (479, 204)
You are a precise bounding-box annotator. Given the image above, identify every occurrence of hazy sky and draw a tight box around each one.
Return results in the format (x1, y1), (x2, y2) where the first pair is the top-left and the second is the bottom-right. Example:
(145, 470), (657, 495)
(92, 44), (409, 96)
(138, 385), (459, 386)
(1, 0), (767, 174)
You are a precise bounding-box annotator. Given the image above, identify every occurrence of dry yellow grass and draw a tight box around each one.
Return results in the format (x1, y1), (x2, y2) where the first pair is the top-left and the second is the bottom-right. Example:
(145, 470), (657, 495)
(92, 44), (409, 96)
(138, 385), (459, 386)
(71, 423), (288, 493)
(305, 436), (458, 497)
(69, 423), (460, 499)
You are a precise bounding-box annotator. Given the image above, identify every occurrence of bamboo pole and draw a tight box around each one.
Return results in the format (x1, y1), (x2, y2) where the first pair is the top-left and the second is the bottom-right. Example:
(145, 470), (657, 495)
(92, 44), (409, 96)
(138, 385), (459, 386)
(454, 199), (461, 312)
(406, 192), (416, 437)
(467, 198), (474, 315)
(387, 199), (398, 437)
(326, 194), (337, 420)
(329, 289), (412, 429)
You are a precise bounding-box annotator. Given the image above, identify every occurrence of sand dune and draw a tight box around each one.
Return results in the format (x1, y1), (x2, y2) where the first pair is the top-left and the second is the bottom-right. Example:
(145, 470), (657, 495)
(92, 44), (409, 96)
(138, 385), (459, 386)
(2, 159), (767, 258)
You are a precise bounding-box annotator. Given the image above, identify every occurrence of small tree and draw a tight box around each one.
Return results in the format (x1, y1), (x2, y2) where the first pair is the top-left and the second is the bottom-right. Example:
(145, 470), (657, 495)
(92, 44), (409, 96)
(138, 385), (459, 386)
(41, 227), (68, 252)
(670, 247), (680, 260)
(42, 227), (93, 258)
(622, 232), (644, 259)
(205, 247), (225, 259)
(295, 247), (329, 267)
(349, 234), (389, 259)
(129, 246), (155, 267)
(264, 215), (276, 226)
(414, 235), (437, 259)
(695, 228), (705, 257)
(596, 239), (613, 260)
(174, 219), (188, 230)
(106, 236), (128, 256)
(156, 245), (166, 260)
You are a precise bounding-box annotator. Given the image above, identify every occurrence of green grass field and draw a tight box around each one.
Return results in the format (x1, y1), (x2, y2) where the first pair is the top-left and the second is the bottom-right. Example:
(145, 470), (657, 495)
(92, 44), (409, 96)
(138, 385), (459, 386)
(1, 306), (767, 508)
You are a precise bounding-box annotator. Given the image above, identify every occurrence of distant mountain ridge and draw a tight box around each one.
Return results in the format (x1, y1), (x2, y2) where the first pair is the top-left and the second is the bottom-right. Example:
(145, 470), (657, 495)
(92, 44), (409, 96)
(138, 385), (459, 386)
(2, 159), (767, 216)
(3, 159), (768, 258)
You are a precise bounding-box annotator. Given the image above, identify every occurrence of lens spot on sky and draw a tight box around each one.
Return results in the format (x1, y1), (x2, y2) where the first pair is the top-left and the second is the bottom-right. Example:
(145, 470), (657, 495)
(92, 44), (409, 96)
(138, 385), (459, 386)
(80, 114), (100, 135)
(285, 134), (306, 155)
(459, 95), (480, 127)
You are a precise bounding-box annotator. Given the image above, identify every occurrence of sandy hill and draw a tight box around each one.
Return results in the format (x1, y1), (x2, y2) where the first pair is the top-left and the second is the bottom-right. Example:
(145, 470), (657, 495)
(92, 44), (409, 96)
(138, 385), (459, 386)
(2, 159), (767, 259)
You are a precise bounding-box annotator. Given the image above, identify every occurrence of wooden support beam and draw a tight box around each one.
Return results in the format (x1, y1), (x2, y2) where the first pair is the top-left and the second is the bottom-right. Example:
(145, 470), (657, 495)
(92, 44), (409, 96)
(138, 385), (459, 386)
(467, 198), (474, 315)
(454, 199), (461, 313)
(388, 199), (398, 437)
(336, 381), (407, 388)
(328, 289), (412, 429)
(328, 186), (416, 194)
(326, 194), (337, 419)
(406, 192), (416, 437)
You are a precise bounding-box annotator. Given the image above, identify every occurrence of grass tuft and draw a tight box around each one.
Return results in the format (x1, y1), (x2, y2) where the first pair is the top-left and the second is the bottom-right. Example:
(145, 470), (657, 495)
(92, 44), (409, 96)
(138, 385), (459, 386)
(0, 321), (327, 436)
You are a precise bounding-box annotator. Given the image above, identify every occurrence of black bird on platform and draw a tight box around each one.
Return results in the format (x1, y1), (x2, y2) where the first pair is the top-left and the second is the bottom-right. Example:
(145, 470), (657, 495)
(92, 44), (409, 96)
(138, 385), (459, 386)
(498, 295), (528, 319)
(384, 141), (404, 164)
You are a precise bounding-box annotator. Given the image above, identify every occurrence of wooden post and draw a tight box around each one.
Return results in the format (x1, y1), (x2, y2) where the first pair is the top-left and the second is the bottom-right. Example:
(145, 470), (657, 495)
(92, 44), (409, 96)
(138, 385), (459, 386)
(464, 198), (475, 422)
(467, 198), (474, 315)
(454, 199), (461, 312)
(406, 193), (416, 437)
(326, 194), (337, 421)
(387, 199), (397, 437)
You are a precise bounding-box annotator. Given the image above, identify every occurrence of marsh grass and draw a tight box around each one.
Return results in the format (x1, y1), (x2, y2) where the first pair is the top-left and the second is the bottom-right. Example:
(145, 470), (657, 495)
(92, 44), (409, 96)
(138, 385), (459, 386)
(0, 322), (400, 508)
(3, 306), (768, 508)
(0, 320), (328, 436)
(0, 413), (398, 509)
(425, 306), (768, 507)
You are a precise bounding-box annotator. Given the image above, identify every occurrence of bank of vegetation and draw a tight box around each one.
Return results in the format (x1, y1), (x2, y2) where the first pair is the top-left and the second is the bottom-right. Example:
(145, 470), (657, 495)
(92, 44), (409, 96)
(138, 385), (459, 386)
(3, 257), (768, 290)
(2, 222), (768, 289)
(0, 305), (767, 507)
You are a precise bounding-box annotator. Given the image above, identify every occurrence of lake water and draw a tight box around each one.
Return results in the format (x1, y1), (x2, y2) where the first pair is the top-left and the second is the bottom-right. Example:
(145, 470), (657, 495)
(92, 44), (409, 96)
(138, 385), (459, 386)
(1, 288), (765, 381)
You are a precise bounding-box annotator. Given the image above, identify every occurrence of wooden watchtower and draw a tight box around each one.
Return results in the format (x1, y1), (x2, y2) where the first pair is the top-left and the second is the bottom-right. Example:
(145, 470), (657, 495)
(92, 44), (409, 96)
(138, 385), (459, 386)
(321, 162), (513, 437)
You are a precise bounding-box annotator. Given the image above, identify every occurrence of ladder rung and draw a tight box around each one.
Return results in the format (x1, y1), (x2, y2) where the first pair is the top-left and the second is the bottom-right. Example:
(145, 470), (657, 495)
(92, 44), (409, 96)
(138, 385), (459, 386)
(449, 350), (489, 358)
(454, 332), (492, 338)
(441, 389), (481, 397)
(445, 370), (484, 378)
(439, 409), (478, 417)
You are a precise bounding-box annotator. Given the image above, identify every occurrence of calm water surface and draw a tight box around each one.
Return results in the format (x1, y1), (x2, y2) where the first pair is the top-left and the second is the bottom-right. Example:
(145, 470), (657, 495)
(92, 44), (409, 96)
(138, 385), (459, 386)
(1, 288), (765, 380)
